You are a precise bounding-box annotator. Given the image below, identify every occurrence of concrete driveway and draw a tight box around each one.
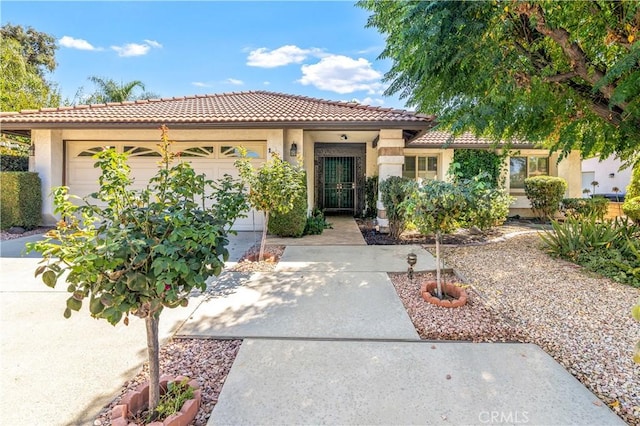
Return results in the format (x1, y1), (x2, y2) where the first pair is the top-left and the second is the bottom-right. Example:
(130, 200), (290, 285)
(0, 232), (255, 425)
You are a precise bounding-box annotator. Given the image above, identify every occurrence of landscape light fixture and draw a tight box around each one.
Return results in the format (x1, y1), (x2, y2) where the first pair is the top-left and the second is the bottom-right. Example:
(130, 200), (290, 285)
(407, 252), (417, 281)
(290, 142), (298, 157)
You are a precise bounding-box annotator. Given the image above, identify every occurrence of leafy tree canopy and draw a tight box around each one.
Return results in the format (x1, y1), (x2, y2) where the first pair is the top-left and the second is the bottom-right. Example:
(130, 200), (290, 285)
(0, 36), (60, 111)
(359, 0), (640, 166)
(0, 23), (57, 77)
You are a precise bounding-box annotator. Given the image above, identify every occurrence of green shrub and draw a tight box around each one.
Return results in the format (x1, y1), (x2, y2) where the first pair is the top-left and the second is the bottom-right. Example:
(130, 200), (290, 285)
(304, 208), (331, 235)
(460, 172), (514, 231)
(268, 173), (307, 237)
(623, 196), (640, 222)
(0, 154), (28, 172)
(540, 216), (640, 287)
(364, 175), (378, 218)
(0, 171), (42, 229)
(380, 176), (415, 239)
(561, 197), (609, 220)
(450, 149), (506, 186)
(524, 175), (567, 221)
(623, 164), (640, 221)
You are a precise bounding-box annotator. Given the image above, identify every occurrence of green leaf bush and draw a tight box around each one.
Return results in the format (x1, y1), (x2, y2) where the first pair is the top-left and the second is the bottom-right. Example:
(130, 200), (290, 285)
(459, 172), (513, 231)
(0, 154), (28, 171)
(450, 149), (506, 186)
(364, 175), (378, 218)
(524, 176), (567, 221)
(623, 163), (640, 222)
(379, 176), (415, 239)
(304, 208), (332, 235)
(0, 171), (41, 229)
(268, 173), (308, 238)
(561, 197), (609, 220)
(540, 216), (640, 288)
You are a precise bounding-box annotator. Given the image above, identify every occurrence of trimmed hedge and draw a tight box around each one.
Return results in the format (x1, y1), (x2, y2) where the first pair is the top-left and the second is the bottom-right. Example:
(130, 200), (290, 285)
(524, 175), (567, 221)
(268, 173), (308, 237)
(561, 197), (609, 220)
(0, 172), (42, 229)
(0, 154), (28, 172)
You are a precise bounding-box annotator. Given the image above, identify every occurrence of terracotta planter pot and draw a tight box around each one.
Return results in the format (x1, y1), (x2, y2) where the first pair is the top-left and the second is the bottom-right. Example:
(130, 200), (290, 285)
(111, 375), (201, 426)
(421, 281), (468, 308)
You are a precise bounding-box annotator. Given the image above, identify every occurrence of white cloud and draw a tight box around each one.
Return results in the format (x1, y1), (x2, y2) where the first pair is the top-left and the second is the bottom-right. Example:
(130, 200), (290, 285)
(357, 97), (385, 106)
(111, 43), (150, 57)
(226, 78), (244, 85)
(111, 40), (162, 57)
(59, 36), (100, 51)
(192, 82), (212, 88)
(144, 39), (162, 48)
(298, 55), (383, 95)
(247, 45), (322, 68)
(263, 81), (271, 86)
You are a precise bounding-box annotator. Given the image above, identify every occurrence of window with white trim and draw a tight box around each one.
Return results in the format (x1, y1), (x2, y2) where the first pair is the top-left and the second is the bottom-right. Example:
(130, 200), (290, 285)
(403, 155), (438, 180)
(509, 156), (549, 189)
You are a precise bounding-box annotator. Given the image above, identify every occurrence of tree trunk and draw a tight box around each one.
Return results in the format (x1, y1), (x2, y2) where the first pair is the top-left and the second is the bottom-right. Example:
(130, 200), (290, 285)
(435, 231), (442, 299)
(259, 211), (269, 262)
(145, 314), (160, 412)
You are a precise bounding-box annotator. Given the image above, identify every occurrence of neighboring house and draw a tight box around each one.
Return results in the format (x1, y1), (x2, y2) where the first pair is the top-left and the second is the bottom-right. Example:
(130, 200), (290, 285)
(407, 131), (582, 217)
(0, 90), (582, 229)
(581, 156), (632, 199)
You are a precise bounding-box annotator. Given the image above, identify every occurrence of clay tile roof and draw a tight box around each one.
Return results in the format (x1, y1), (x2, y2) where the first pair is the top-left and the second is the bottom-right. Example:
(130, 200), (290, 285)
(0, 90), (435, 129)
(409, 131), (534, 148)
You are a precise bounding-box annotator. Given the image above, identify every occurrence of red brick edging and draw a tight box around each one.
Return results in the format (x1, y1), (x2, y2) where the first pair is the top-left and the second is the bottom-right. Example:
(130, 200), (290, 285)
(421, 281), (468, 308)
(111, 375), (201, 426)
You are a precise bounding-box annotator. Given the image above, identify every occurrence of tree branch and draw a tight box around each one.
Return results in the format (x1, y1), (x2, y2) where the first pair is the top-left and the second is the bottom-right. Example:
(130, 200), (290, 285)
(544, 72), (578, 83)
(516, 3), (627, 110)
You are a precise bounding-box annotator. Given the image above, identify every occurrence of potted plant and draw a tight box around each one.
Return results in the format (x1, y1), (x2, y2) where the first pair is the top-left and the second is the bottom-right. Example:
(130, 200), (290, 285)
(27, 125), (248, 423)
(403, 179), (468, 306)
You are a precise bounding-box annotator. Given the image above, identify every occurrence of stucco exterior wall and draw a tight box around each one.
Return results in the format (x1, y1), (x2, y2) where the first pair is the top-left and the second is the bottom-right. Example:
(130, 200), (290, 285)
(582, 156), (633, 195)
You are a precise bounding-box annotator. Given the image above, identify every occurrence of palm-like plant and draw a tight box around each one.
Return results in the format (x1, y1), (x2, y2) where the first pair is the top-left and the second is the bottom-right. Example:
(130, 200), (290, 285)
(85, 76), (146, 103)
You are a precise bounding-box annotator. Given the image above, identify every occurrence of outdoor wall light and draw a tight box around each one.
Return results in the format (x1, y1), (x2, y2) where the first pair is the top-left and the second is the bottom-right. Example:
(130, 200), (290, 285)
(407, 252), (417, 281)
(289, 142), (298, 157)
(29, 144), (35, 156)
(609, 173), (615, 178)
(340, 134), (348, 141)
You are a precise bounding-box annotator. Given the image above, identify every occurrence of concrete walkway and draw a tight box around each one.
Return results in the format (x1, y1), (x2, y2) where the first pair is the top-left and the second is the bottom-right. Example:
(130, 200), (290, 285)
(266, 215), (366, 246)
(196, 217), (623, 426)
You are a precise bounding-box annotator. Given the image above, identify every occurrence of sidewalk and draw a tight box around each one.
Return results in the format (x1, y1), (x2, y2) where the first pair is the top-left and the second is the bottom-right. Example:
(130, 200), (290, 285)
(187, 218), (623, 426)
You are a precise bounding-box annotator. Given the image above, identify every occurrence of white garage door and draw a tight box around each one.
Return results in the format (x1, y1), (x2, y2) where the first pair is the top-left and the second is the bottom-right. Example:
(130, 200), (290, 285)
(66, 141), (266, 231)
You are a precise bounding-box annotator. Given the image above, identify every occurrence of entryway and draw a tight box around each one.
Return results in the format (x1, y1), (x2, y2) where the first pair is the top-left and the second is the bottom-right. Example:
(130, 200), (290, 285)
(314, 143), (366, 216)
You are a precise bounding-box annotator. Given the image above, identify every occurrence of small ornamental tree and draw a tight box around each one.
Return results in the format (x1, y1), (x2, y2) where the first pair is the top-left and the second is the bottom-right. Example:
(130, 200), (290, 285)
(402, 180), (468, 299)
(235, 151), (305, 261)
(26, 125), (248, 417)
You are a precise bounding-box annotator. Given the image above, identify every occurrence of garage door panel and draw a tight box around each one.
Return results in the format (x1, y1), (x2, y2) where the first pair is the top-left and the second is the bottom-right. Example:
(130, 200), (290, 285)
(66, 141), (266, 231)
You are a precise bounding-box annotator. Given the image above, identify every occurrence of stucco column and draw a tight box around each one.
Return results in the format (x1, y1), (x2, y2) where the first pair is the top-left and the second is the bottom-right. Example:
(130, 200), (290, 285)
(32, 129), (63, 225)
(557, 150), (581, 198)
(376, 129), (405, 232)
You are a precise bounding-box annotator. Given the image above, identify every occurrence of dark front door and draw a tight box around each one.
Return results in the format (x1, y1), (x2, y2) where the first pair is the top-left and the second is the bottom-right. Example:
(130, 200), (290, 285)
(315, 143), (366, 215)
(323, 157), (355, 211)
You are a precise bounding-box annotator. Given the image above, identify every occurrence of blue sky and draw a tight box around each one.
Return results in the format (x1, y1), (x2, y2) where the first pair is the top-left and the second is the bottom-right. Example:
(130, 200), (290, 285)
(2, 1), (409, 109)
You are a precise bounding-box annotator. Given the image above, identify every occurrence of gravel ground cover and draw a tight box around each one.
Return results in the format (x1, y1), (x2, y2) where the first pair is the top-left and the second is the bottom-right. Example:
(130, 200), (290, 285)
(93, 339), (241, 426)
(436, 234), (639, 424)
